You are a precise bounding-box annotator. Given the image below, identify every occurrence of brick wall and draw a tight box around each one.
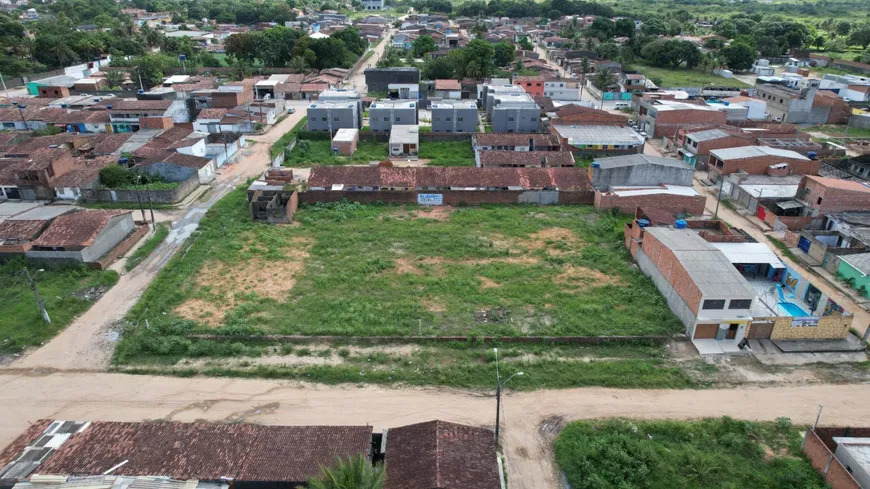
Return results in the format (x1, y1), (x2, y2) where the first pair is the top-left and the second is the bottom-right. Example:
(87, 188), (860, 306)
(803, 430), (861, 489)
(298, 190), (595, 205)
(652, 110), (728, 138)
(695, 135), (753, 157)
(759, 203), (815, 231)
(639, 231), (702, 314)
(90, 223), (149, 270)
(767, 164), (791, 177)
(594, 190), (706, 216)
(711, 154), (821, 176)
(140, 117), (174, 130)
(770, 314), (851, 339)
(802, 177), (870, 214)
(287, 191), (299, 222)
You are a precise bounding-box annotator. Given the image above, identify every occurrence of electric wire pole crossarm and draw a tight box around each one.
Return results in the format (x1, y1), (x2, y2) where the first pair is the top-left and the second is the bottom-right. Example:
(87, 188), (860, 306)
(493, 347), (523, 447)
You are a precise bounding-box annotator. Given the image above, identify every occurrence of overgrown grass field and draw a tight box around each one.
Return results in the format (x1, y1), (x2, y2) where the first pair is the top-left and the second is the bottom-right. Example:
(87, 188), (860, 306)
(419, 140), (476, 166)
(634, 63), (750, 88)
(0, 260), (118, 354)
(125, 223), (169, 272)
(283, 139), (388, 166)
(114, 189), (683, 366)
(555, 417), (826, 489)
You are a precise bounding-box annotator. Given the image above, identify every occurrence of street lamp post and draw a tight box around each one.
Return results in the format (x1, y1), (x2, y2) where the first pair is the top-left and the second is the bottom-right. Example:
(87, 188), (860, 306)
(493, 347), (523, 447)
(12, 102), (28, 130)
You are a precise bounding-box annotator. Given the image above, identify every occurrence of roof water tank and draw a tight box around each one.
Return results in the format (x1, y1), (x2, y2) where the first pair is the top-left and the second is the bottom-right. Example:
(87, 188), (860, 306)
(591, 162), (600, 168)
(807, 151), (817, 159)
(137, 89), (145, 94)
(723, 101), (730, 106)
(674, 219), (687, 229)
(637, 219), (650, 228)
(119, 157), (129, 164)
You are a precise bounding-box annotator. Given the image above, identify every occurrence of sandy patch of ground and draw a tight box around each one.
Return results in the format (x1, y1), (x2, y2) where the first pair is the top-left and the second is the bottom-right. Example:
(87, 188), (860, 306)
(394, 257), (424, 275)
(174, 343), (424, 369)
(421, 298), (447, 312)
(553, 265), (626, 289)
(381, 206), (454, 222)
(174, 238), (313, 326)
(478, 276), (501, 289)
(524, 228), (585, 256)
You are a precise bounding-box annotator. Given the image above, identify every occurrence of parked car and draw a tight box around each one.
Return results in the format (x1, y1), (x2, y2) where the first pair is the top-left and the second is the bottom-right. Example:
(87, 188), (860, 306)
(287, 108), (296, 114)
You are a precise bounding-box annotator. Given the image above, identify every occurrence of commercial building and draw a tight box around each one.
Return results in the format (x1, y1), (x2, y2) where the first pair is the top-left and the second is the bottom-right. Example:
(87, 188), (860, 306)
(489, 93), (540, 133)
(364, 67), (420, 92)
(430, 101), (478, 133)
(369, 100), (418, 132)
(550, 124), (644, 155)
(481, 84), (526, 117)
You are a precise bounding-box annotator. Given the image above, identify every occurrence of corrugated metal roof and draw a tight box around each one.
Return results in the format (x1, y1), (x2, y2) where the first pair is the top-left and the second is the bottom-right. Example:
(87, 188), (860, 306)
(709, 146), (809, 161)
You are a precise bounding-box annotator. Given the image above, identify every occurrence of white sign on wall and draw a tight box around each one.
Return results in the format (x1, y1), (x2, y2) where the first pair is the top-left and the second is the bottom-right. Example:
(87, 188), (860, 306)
(417, 193), (443, 205)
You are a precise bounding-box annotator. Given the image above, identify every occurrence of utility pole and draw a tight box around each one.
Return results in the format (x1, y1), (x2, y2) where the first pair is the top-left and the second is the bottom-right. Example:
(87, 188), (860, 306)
(137, 69), (145, 92)
(0, 72), (8, 98)
(135, 175), (147, 222)
(493, 348), (523, 448)
(713, 175), (724, 220)
(23, 268), (50, 324)
(147, 190), (155, 227)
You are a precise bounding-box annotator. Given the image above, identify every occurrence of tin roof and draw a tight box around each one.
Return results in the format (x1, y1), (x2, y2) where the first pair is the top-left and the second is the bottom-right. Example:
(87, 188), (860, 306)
(709, 146), (809, 161)
(383, 420), (499, 489)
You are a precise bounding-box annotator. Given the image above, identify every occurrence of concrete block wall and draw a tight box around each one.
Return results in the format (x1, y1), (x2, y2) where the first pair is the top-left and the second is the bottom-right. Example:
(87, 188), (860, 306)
(634, 245), (697, 334)
(591, 163), (693, 190)
(594, 191), (706, 216)
(767, 314), (851, 339)
(651, 110), (728, 138)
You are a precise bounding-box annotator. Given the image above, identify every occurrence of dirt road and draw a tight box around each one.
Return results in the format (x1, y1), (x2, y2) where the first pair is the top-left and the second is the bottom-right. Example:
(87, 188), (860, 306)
(7, 104), (309, 371)
(347, 31), (393, 94)
(1, 371), (867, 489)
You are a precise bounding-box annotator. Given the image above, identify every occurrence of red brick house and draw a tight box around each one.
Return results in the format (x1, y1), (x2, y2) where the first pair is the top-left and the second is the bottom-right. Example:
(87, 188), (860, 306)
(799, 175), (870, 215)
(708, 146), (818, 178)
(512, 75), (544, 97)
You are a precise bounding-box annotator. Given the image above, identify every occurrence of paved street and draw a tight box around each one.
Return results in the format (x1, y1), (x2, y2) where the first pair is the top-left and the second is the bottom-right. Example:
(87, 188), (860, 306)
(347, 28), (394, 94)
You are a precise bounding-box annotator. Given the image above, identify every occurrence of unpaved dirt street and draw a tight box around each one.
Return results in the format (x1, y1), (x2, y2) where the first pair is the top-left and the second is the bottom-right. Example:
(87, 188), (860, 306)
(2, 372), (869, 489)
(6, 103), (309, 371)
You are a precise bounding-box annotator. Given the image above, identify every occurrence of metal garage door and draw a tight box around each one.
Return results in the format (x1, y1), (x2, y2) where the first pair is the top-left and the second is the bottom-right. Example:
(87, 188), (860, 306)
(747, 322), (774, 339)
(798, 236), (811, 253)
(693, 324), (719, 339)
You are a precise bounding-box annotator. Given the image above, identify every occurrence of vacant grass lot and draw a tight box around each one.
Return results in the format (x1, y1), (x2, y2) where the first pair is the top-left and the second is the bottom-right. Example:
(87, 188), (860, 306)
(283, 139), (388, 166)
(419, 140), (476, 166)
(125, 223), (169, 272)
(555, 417), (825, 489)
(634, 64), (750, 88)
(114, 190), (683, 372)
(0, 260), (119, 354)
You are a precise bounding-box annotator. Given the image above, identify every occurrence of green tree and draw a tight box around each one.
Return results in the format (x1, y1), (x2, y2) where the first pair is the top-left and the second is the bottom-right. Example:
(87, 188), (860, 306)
(589, 18), (615, 40)
(422, 55), (455, 79)
(720, 42), (755, 72)
(461, 39), (495, 78)
(641, 18), (666, 36)
(412, 35), (437, 57)
(331, 27), (367, 56)
(299, 456), (384, 489)
(309, 37), (349, 69)
(579, 56), (589, 74)
(493, 42), (515, 67)
(825, 37), (847, 52)
(812, 35), (826, 49)
(290, 55), (306, 73)
(836, 21), (852, 37)
(614, 18), (635, 38)
(849, 28), (870, 49)
(593, 68), (613, 90)
(519, 37), (533, 51)
(103, 69), (125, 88)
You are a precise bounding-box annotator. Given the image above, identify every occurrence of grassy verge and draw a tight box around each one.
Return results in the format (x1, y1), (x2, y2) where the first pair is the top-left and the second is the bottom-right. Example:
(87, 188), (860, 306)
(813, 124), (870, 139)
(125, 223), (169, 272)
(555, 417), (824, 488)
(0, 259), (119, 355)
(419, 140), (476, 166)
(80, 202), (176, 210)
(283, 139), (388, 166)
(270, 116), (308, 159)
(767, 235), (798, 263)
(633, 63), (750, 88)
(116, 341), (700, 389)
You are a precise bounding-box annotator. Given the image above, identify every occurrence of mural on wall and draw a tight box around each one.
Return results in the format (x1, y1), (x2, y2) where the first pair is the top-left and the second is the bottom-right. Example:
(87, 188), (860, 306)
(824, 299), (845, 316)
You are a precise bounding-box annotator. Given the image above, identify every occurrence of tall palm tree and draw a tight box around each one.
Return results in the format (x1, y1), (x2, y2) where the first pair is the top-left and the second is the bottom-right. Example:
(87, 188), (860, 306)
(290, 55), (306, 73)
(299, 456), (384, 489)
(593, 68), (613, 90)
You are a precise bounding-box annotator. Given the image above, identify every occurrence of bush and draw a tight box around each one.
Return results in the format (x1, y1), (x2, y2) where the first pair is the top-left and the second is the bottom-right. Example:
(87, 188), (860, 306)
(99, 165), (167, 188)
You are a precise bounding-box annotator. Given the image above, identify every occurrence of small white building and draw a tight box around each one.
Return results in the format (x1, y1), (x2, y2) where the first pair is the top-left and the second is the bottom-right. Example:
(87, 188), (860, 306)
(544, 79), (581, 100)
(388, 83), (420, 100)
(833, 437), (870, 488)
(723, 96), (767, 120)
(389, 125), (419, 158)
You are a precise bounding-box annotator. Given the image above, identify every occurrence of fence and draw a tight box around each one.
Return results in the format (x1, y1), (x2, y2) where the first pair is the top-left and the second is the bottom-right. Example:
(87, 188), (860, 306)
(81, 173), (200, 204)
(298, 189), (595, 206)
(188, 334), (684, 345)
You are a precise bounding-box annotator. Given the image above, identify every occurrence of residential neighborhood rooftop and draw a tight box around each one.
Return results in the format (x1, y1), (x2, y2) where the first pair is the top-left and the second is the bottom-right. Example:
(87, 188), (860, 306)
(552, 125), (644, 146)
(709, 146), (810, 160)
(30, 210), (131, 249)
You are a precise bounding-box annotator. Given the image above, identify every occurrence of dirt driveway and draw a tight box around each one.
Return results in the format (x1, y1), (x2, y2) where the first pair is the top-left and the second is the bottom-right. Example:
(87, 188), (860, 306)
(1, 372), (866, 489)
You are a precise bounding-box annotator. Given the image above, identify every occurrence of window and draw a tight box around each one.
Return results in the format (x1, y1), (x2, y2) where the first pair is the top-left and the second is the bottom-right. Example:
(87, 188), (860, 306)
(384, 117), (388, 121)
(457, 117), (463, 121)
(531, 117), (537, 121)
(321, 117), (327, 121)
(333, 117), (339, 121)
(434, 117), (440, 121)
(446, 117), (451, 121)
(702, 300), (725, 310)
(729, 299), (752, 309)
(508, 117), (515, 121)
(395, 117), (401, 121)
(817, 197), (823, 205)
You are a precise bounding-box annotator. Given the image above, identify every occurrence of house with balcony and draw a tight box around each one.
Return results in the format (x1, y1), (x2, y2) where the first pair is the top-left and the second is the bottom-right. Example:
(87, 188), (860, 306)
(617, 72), (646, 93)
(106, 99), (189, 133)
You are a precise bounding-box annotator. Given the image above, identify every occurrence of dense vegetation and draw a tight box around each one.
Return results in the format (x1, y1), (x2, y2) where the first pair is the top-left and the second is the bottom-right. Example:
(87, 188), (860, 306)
(0, 259), (118, 355)
(555, 417), (827, 489)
